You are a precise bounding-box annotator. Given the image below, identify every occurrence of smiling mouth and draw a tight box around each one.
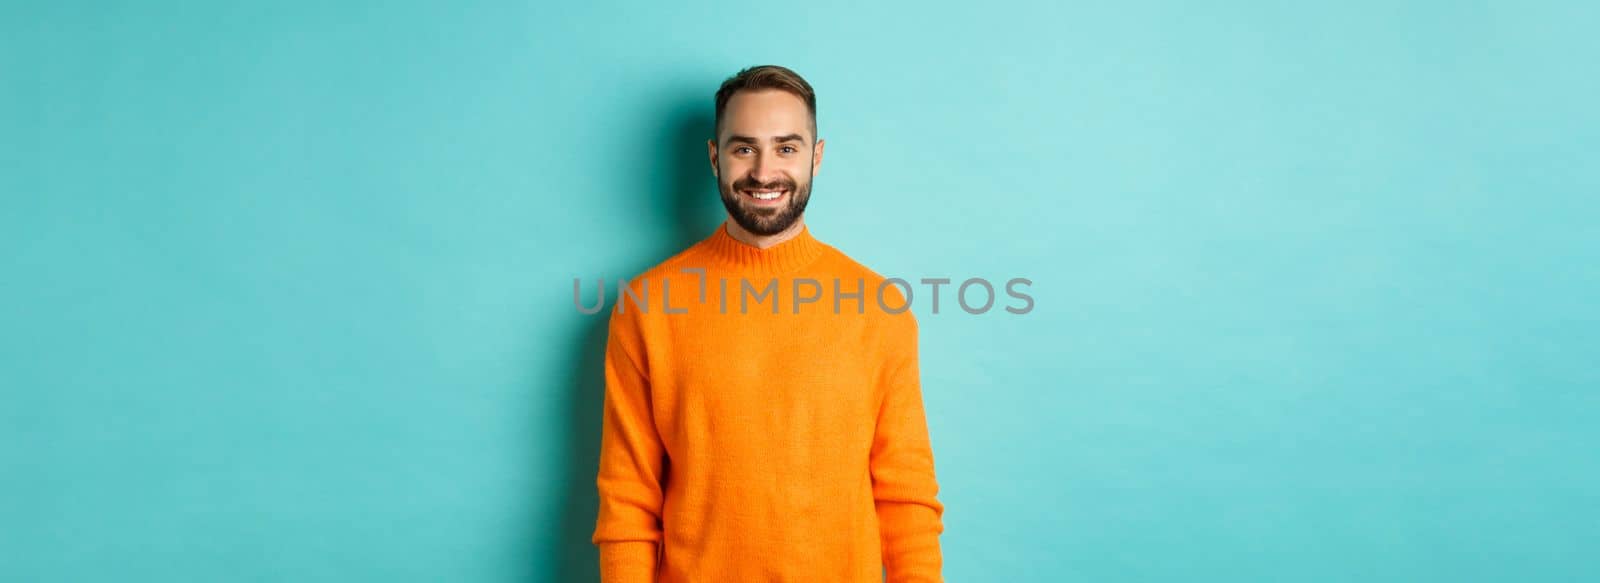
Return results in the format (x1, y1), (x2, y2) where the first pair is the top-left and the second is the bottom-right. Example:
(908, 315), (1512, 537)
(740, 188), (788, 203)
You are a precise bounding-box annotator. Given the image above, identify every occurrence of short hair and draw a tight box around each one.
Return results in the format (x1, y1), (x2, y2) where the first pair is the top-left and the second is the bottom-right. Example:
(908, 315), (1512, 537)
(713, 65), (817, 142)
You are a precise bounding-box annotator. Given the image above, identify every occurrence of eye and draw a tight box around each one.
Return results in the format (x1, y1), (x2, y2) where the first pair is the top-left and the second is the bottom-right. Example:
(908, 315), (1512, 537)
(780, 146), (797, 154)
(735, 146), (753, 154)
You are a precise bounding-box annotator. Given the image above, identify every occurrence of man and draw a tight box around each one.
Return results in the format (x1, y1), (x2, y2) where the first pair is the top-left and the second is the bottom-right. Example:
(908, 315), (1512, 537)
(591, 65), (945, 582)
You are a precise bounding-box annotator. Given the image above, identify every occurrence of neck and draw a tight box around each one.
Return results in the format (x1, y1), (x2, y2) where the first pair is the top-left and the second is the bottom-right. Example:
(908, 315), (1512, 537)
(723, 216), (805, 249)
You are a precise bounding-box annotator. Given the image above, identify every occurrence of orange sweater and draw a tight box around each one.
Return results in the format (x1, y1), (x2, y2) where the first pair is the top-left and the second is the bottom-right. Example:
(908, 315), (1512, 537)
(591, 223), (945, 582)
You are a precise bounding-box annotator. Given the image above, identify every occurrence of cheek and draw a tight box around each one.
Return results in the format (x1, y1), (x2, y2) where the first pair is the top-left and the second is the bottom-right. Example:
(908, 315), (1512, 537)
(779, 159), (810, 176)
(720, 158), (750, 177)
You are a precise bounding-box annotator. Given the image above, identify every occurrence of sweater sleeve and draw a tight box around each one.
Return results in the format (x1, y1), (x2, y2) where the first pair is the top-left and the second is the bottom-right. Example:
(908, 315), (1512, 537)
(591, 306), (665, 582)
(871, 313), (946, 582)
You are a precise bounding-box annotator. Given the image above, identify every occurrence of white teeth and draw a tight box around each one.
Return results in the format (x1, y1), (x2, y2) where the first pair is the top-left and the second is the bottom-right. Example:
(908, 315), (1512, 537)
(750, 190), (783, 200)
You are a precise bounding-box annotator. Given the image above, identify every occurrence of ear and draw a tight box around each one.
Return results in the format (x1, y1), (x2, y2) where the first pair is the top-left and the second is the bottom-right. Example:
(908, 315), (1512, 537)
(706, 139), (719, 177)
(812, 138), (825, 176)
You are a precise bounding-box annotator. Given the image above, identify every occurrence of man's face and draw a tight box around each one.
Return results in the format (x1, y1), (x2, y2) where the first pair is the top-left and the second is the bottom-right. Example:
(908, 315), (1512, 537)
(708, 89), (825, 236)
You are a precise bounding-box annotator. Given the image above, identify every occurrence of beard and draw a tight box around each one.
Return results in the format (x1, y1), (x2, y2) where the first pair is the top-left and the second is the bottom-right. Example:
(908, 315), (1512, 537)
(717, 169), (812, 237)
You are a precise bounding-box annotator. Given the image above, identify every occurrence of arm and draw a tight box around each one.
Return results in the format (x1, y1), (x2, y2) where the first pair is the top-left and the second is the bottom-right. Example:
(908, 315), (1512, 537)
(872, 314), (946, 582)
(591, 307), (666, 581)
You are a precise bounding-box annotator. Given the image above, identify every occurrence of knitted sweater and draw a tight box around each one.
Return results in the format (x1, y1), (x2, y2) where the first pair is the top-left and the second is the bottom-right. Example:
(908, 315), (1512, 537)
(590, 222), (945, 582)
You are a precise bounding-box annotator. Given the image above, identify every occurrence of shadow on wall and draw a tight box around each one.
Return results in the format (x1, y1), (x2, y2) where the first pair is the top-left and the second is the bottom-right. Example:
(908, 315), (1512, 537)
(542, 91), (723, 582)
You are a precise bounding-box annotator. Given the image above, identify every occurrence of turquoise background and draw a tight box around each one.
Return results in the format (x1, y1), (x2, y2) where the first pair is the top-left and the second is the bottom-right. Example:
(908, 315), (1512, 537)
(4, 1), (1597, 581)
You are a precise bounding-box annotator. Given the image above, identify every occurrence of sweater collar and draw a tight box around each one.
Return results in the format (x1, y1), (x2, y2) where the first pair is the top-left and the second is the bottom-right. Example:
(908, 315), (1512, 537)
(700, 221), (827, 274)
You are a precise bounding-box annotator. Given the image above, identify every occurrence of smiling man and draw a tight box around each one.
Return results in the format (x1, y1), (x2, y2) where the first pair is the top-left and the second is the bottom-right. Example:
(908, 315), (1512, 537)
(591, 65), (945, 582)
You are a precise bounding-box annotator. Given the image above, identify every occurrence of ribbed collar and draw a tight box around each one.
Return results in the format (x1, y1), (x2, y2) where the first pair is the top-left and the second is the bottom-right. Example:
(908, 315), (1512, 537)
(698, 221), (828, 274)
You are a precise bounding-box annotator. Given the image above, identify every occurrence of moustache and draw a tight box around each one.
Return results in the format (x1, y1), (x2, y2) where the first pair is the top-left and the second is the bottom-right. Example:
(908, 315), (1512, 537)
(730, 176), (797, 192)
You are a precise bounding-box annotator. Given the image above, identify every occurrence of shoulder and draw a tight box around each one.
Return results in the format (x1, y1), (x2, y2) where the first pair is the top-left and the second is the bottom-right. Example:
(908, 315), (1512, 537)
(609, 238), (709, 301)
(818, 243), (919, 330)
(602, 242), (698, 329)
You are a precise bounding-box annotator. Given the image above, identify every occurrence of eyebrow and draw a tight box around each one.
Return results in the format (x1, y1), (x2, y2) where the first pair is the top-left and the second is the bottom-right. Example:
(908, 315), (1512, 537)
(726, 134), (807, 145)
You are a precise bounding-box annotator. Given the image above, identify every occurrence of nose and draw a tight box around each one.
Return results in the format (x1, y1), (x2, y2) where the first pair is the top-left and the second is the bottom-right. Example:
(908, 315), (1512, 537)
(751, 154), (781, 185)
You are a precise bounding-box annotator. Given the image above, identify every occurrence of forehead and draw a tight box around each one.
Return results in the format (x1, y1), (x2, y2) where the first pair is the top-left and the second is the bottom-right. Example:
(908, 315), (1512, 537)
(720, 89), (811, 140)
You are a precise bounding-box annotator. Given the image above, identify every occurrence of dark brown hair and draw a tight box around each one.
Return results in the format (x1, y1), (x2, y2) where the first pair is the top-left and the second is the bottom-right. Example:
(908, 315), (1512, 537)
(713, 65), (817, 142)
